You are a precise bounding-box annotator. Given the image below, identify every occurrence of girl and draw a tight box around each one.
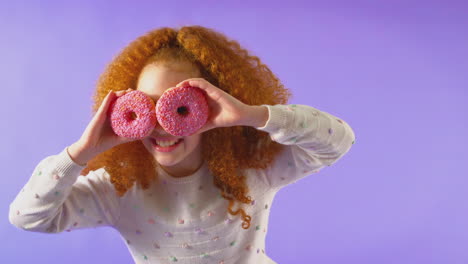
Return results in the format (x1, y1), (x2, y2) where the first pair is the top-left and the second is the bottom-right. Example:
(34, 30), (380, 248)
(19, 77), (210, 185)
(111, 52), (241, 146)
(9, 25), (355, 264)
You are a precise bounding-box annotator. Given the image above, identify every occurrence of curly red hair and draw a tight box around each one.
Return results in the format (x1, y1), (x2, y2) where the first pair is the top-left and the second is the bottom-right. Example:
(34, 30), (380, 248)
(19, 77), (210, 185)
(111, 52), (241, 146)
(80, 25), (292, 230)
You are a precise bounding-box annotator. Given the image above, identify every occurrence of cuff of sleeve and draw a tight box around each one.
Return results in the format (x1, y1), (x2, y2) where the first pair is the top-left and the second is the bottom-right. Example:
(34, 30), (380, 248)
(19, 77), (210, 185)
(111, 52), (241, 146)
(54, 146), (87, 177)
(255, 104), (290, 134)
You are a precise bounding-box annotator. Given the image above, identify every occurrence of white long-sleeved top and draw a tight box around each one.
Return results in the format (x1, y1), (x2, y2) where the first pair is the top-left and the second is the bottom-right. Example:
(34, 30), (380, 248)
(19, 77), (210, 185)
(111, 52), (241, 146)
(9, 104), (355, 264)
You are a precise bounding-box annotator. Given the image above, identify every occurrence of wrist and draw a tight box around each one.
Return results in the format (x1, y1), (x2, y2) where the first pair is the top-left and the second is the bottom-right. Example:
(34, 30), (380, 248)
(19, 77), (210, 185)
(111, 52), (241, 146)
(67, 142), (95, 166)
(241, 105), (269, 128)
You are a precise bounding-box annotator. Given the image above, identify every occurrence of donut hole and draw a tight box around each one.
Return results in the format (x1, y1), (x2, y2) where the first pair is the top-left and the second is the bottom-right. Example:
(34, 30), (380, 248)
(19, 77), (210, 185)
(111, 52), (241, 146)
(129, 111), (138, 120)
(177, 106), (189, 116)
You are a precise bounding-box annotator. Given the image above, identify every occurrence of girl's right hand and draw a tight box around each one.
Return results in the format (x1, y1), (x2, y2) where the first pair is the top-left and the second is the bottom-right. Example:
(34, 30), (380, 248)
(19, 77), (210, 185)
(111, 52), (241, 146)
(67, 88), (140, 166)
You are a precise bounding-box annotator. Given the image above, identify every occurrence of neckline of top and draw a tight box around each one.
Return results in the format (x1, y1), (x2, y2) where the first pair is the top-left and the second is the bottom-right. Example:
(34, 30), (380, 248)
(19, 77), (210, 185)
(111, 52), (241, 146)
(157, 160), (208, 184)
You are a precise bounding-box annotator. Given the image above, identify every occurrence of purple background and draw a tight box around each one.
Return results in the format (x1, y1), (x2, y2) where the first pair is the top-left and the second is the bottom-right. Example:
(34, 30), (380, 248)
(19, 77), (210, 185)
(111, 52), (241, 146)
(2, 1), (467, 263)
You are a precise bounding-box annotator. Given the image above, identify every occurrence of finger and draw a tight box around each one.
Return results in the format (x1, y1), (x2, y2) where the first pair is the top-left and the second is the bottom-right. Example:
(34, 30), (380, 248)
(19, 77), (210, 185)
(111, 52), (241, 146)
(97, 91), (117, 120)
(176, 78), (196, 87)
(175, 78), (204, 88)
(115, 88), (133, 97)
(117, 88), (132, 96)
(176, 79), (208, 92)
(184, 79), (225, 103)
(115, 90), (126, 96)
(99, 91), (115, 112)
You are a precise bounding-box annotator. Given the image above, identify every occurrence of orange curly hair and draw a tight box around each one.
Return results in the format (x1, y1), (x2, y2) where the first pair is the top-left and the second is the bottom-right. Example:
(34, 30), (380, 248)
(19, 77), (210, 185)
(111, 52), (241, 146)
(80, 25), (292, 230)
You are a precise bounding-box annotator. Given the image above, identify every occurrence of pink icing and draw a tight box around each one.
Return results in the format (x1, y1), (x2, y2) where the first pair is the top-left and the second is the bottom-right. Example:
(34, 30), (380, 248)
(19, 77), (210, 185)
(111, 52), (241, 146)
(109, 90), (157, 139)
(156, 86), (209, 136)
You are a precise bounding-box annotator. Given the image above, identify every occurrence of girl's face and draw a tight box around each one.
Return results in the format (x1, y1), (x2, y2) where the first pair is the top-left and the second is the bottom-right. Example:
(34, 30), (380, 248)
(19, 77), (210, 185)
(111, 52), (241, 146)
(137, 62), (204, 178)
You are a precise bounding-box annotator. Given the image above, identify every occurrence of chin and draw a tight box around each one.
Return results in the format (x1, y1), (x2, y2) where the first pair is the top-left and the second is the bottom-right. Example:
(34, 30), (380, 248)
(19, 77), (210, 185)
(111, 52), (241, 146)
(155, 156), (182, 167)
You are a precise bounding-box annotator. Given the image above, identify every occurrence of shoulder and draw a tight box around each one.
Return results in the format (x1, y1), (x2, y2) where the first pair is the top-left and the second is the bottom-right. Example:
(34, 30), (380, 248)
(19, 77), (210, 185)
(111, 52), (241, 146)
(243, 167), (278, 197)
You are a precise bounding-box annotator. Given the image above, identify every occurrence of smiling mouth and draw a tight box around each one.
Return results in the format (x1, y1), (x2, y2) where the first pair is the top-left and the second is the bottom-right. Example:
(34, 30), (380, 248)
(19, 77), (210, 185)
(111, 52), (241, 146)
(150, 138), (184, 152)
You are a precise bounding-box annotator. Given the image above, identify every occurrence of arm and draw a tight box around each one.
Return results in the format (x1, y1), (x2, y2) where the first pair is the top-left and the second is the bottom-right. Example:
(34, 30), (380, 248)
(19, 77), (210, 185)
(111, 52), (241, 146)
(8, 146), (121, 233)
(242, 104), (356, 190)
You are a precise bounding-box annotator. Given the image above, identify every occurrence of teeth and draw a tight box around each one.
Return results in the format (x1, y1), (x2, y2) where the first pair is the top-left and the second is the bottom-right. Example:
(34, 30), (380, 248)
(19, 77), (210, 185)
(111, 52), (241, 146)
(155, 139), (179, 147)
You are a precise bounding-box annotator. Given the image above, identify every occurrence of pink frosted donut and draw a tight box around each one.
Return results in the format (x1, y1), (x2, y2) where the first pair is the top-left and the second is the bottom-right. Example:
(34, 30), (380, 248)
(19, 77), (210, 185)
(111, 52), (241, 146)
(108, 90), (157, 139)
(155, 86), (209, 136)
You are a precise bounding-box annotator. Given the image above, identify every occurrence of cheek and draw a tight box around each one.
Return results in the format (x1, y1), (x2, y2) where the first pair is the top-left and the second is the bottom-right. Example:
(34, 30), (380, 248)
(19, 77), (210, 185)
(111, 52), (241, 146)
(184, 136), (201, 149)
(141, 139), (154, 152)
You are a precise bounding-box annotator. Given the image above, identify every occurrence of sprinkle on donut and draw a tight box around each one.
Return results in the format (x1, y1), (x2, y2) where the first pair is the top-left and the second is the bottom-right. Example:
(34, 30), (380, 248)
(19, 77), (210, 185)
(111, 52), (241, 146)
(156, 86), (209, 137)
(109, 90), (157, 139)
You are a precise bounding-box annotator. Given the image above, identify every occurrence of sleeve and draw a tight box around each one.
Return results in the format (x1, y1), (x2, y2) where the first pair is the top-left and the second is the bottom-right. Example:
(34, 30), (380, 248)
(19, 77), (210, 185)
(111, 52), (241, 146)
(8, 146), (121, 233)
(254, 104), (356, 190)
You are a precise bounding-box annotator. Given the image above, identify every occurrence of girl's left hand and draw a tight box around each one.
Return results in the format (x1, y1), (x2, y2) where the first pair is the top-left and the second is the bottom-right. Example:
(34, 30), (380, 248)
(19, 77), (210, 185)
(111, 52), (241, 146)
(175, 78), (250, 135)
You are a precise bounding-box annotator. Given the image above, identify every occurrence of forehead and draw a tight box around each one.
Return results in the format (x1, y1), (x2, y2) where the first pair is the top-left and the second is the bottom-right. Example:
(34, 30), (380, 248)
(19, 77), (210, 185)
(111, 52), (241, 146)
(136, 62), (199, 101)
